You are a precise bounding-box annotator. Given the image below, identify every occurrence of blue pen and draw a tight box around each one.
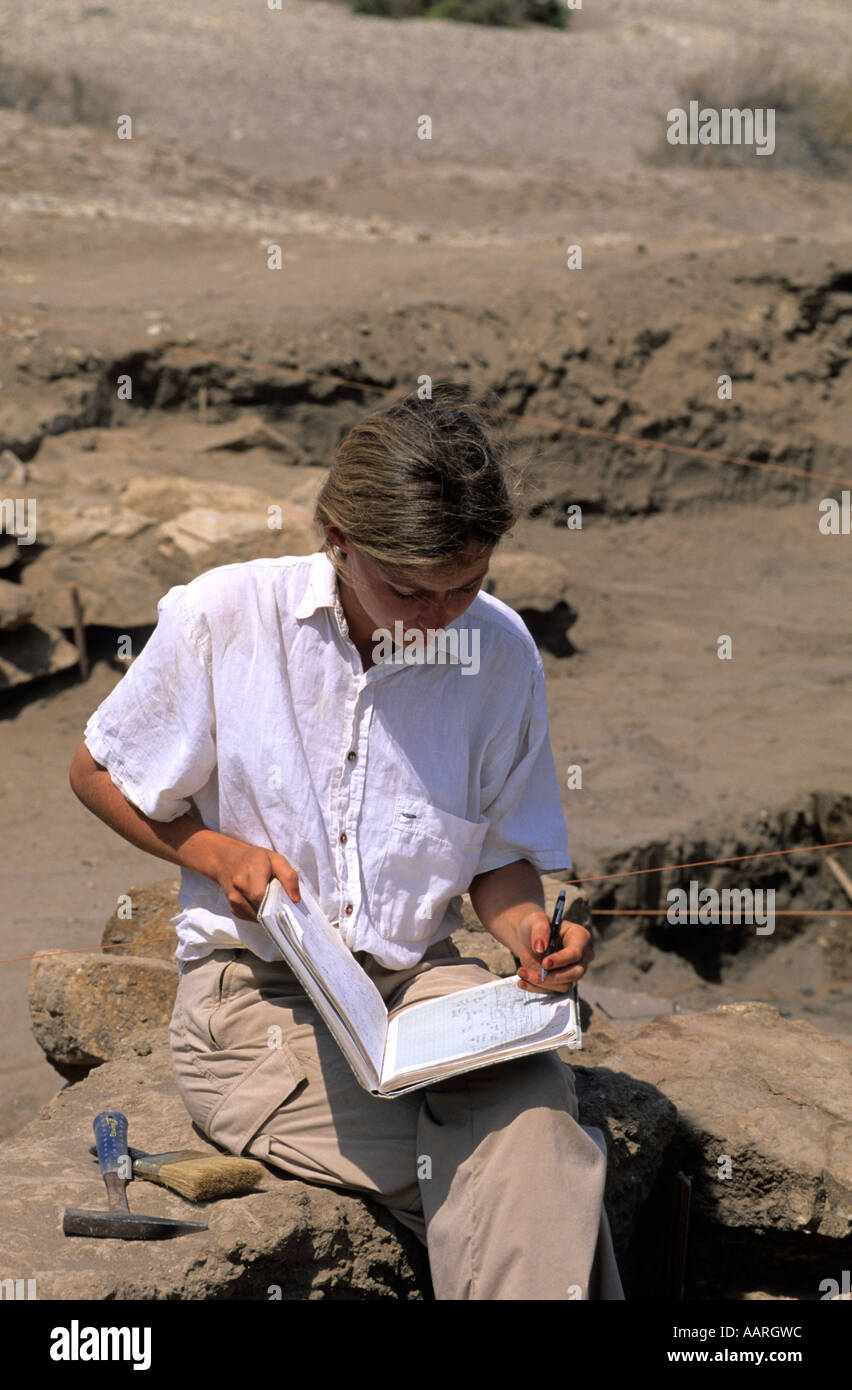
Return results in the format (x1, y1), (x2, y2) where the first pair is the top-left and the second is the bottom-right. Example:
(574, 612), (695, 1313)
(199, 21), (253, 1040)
(540, 890), (566, 982)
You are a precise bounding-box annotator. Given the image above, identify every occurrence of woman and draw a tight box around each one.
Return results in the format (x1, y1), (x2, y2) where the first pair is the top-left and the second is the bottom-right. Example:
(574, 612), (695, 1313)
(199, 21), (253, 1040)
(69, 381), (624, 1300)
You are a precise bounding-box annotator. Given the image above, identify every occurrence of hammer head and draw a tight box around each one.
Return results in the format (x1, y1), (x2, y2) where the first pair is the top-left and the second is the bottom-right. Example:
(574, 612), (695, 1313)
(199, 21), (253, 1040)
(63, 1111), (207, 1240)
(62, 1207), (207, 1240)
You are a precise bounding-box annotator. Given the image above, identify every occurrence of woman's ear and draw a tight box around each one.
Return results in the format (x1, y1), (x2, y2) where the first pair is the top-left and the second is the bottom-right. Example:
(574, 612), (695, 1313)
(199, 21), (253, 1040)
(323, 522), (348, 554)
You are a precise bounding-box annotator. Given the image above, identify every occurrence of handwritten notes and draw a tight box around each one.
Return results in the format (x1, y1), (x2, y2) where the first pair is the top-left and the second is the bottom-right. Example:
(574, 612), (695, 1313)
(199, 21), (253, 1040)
(390, 977), (573, 1075)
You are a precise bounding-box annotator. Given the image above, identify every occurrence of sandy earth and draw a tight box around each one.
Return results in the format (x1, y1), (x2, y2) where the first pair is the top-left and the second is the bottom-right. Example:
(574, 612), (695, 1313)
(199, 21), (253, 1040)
(0, 0), (850, 1146)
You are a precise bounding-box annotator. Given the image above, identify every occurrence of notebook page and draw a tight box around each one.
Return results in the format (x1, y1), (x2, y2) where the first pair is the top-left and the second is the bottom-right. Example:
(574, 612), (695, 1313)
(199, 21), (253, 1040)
(259, 879), (389, 1076)
(385, 975), (576, 1079)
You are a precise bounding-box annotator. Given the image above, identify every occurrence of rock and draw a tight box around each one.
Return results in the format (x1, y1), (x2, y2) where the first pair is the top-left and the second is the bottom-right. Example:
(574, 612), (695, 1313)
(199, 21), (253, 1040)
(456, 894), (484, 931)
(603, 1003), (852, 1249)
(485, 553), (572, 611)
(0, 577), (34, 631)
(28, 951), (179, 1078)
(561, 1006), (638, 1066)
(483, 552), (578, 657)
(572, 1064), (679, 1259)
(20, 474), (320, 628)
(156, 507), (267, 561)
(36, 503), (152, 548)
(155, 502), (312, 565)
(579, 982), (679, 1023)
(0, 537), (20, 570)
(46, 412), (75, 436)
(0, 401), (41, 460)
(199, 414), (306, 462)
(266, 465), (329, 513)
(0, 621), (79, 691)
(19, 547), (168, 629)
(0, 1037), (430, 1299)
(120, 475), (271, 522)
(0, 449), (28, 487)
(101, 880), (180, 961)
(450, 928), (516, 976)
(817, 914), (852, 981)
(154, 503), (317, 576)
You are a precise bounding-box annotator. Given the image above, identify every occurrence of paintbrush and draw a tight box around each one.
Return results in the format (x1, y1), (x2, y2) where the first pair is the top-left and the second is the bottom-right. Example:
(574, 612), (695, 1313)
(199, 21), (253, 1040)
(88, 1144), (264, 1201)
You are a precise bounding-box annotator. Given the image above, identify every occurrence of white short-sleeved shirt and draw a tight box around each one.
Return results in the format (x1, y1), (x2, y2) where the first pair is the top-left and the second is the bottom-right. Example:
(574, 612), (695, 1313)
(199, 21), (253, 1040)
(84, 551), (571, 969)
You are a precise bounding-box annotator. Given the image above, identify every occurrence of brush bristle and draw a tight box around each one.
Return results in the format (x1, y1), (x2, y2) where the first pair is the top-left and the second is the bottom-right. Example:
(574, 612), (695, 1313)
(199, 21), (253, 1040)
(141, 1157), (264, 1201)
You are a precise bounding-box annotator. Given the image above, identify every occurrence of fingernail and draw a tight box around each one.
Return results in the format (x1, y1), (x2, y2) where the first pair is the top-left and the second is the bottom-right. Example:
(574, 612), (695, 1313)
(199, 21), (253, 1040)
(535, 940), (546, 953)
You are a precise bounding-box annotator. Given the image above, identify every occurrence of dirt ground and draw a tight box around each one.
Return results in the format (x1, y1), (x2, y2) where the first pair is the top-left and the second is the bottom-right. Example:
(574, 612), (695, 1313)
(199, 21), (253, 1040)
(0, 0), (850, 1142)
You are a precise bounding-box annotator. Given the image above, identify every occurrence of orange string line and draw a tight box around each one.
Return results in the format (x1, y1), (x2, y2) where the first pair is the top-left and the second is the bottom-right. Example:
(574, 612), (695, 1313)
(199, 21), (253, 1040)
(555, 839), (852, 887)
(2, 834), (851, 965)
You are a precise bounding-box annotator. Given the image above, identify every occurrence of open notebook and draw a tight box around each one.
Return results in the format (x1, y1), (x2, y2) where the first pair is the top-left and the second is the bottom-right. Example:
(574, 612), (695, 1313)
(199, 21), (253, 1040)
(257, 878), (581, 1098)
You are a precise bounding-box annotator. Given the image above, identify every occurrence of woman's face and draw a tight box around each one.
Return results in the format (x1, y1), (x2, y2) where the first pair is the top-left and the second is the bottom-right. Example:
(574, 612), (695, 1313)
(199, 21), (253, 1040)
(325, 528), (492, 643)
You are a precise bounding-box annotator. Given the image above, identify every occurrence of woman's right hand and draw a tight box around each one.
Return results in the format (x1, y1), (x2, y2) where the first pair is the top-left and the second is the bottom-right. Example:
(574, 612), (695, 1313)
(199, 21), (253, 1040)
(213, 839), (301, 921)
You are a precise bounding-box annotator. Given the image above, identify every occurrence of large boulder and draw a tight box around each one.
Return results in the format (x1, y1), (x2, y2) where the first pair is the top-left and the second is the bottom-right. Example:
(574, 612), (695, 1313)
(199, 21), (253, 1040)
(101, 879), (180, 961)
(0, 1033), (430, 1299)
(199, 413), (306, 463)
(483, 552), (578, 657)
(0, 577), (34, 631)
(29, 952), (178, 1080)
(21, 472), (320, 630)
(0, 449), (28, 488)
(2, 1023), (668, 1298)
(572, 1064), (678, 1262)
(603, 1002), (852, 1297)
(484, 552), (573, 613)
(0, 621), (79, 691)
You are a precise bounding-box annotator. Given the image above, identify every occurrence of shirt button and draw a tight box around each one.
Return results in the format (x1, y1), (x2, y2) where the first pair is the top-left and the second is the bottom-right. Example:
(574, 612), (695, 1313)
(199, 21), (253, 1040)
(346, 751), (357, 762)
(339, 832), (347, 844)
(344, 903), (354, 915)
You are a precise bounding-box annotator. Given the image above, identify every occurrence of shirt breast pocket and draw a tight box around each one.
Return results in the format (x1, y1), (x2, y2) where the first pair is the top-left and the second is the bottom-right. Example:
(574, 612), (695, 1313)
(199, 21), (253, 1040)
(369, 795), (490, 945)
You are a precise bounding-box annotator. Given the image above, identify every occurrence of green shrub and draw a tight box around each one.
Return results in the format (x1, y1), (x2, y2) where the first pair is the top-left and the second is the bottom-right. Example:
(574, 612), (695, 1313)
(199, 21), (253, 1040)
(350, 0), (570, 28)
(651, 54), (852, 175)
(0, 61), (121, 130)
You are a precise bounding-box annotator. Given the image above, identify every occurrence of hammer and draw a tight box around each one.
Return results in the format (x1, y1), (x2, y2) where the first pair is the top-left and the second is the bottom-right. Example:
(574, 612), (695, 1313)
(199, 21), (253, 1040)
(63, 1111), (208, 1240)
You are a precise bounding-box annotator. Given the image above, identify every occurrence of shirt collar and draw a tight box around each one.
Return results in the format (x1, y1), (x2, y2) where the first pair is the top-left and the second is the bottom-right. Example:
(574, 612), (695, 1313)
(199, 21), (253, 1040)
(294, 550), (466, 666)
(294, 551), (340, 620)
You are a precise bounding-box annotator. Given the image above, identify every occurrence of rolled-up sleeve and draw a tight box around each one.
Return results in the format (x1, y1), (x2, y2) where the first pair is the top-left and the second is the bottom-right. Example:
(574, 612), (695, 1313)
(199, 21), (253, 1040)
(83, 585), (216, 821)
(475, 659), (571, 878)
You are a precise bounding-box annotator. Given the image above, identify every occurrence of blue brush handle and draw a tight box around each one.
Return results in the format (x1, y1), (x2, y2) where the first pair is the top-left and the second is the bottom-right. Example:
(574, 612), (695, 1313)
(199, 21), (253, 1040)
(93, 1111), (131, 1179)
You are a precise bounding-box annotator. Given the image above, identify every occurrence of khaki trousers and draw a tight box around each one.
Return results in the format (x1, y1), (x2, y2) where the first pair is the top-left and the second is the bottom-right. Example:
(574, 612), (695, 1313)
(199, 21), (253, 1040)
(168, 938), (625, 1301)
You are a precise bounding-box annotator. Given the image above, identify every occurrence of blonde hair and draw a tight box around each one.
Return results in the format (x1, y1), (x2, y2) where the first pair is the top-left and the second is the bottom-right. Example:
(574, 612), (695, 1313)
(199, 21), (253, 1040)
(314, 381), (520, 586)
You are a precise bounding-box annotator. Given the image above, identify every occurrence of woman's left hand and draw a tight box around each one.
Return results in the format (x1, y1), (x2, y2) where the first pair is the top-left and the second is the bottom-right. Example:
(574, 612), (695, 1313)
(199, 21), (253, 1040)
(515, 906), (593, 994)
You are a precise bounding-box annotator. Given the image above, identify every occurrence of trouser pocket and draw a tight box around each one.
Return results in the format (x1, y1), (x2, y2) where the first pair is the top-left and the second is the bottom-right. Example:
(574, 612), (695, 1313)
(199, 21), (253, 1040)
(207, 1044), (308, 1154)
(170, 950), (310, 1153)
